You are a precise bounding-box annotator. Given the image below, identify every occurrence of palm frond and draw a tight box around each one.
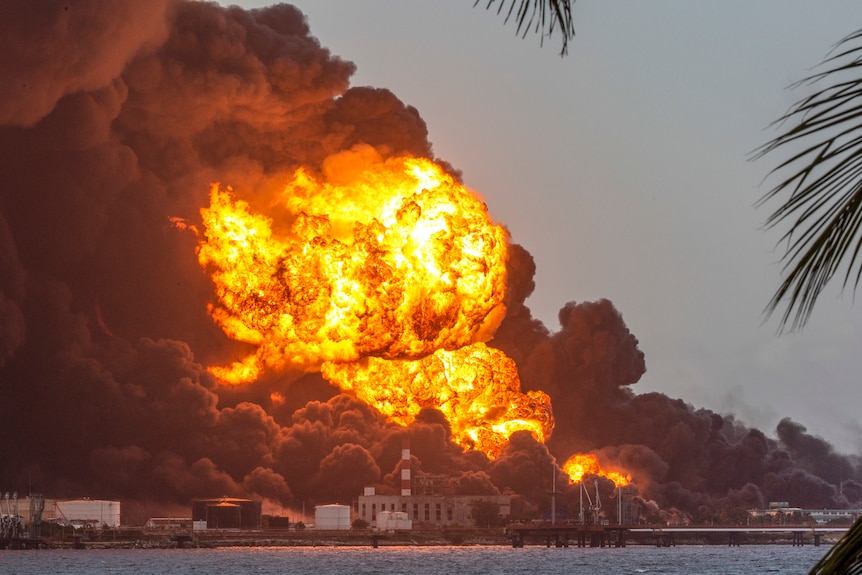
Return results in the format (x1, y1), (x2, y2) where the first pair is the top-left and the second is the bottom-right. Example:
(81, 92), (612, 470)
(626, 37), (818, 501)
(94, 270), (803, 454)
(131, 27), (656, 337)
(753, 29), (862, 331)
(475, 0), (576, 56)
(807, 515), (862, 575)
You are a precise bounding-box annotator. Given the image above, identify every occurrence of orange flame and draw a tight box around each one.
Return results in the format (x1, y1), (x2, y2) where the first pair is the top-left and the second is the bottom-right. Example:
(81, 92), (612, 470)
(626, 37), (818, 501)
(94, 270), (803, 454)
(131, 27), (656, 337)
(323, 343), (554, 458)
(198, 150), (508, 378)
(563, 453), (631, 486)
(195, 146), (553, 458)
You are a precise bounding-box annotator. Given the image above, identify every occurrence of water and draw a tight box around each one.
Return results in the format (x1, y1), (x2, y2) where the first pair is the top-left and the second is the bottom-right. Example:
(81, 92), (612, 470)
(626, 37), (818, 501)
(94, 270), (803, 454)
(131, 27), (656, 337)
(0, 545), (830, 575)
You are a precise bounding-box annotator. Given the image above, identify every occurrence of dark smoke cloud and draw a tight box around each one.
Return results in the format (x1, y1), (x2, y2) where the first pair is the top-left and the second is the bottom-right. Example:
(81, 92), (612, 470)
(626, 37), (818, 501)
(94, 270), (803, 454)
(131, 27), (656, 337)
(0, 0), (859, 524)
(493, 259), (860, 516)
(776, 418), (855, 485)
(0, 0), (171, 127)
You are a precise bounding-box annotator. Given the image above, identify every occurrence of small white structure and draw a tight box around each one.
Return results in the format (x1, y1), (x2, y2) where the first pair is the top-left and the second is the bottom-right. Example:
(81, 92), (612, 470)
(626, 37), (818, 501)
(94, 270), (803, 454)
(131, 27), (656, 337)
(377, 511), (412, 531)
(54, 499), (121, 528)
(314, 504), (351, 530)
(145, 517), (191, 530)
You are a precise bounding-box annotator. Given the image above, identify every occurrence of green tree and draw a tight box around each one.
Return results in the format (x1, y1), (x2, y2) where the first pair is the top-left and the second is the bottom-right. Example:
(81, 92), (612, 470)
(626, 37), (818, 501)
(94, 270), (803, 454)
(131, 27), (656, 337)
(755, 31), (862, 331)
(351, 518), (369, 529)
(471, 499), (504, 528)
(755, 30), (862, 575)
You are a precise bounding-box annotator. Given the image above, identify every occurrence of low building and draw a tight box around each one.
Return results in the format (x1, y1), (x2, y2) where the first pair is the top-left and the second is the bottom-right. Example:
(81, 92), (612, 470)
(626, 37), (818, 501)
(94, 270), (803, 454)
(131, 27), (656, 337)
(262, 515), (291, 529)
(146, 517), (192, 529)
(747, 503), (861, 525)
(807, 509), (861, 525)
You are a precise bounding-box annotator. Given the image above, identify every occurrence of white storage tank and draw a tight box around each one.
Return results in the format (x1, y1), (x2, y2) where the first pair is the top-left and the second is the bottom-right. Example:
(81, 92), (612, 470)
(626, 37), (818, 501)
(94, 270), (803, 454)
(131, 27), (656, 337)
(314, 504), (351, 530)
(54, 499), (121, 528)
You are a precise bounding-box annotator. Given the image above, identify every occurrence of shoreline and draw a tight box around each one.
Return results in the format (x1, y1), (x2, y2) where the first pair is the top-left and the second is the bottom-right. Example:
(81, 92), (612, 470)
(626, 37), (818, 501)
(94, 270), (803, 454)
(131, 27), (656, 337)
(3, 527), (845, 550)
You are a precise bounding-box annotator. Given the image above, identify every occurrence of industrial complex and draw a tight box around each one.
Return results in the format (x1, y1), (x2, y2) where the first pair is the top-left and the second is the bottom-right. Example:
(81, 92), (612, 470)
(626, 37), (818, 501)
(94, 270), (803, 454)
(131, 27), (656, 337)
(1, 444), (858, 549)
(353, 443), (510, 529)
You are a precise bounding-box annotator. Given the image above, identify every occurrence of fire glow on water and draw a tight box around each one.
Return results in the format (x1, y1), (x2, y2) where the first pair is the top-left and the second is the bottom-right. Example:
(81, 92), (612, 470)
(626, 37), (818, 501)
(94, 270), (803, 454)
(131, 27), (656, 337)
(194, 146), (553, 458)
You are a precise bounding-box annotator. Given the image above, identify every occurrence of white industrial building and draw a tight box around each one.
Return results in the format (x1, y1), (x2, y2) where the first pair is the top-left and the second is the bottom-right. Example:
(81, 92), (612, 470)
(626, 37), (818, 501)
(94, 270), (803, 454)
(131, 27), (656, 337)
(357, 490), (510, 529)
(376, 510), (412, 530)
(747, 502), (861, 525)
(356, 443), (510, 530)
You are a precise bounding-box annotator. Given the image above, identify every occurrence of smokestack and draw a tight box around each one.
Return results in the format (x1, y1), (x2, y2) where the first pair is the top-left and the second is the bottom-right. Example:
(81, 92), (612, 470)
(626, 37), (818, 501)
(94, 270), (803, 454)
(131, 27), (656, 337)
(401, 439), (411, 496)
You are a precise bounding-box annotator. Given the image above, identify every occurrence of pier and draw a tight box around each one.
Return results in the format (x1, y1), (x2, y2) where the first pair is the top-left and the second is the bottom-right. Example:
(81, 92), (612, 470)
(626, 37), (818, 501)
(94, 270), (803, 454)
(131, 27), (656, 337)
(510, 524), (628, 548)
(508, 524), (849, 548)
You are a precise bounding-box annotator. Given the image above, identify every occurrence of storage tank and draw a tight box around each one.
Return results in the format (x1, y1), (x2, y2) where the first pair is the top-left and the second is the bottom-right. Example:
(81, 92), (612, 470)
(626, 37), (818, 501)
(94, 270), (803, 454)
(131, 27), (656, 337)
(191, 498), (262, 529)
(206, 502), (241, 529)
(314, 504), (351, 530)
(54, 499), (121, 528)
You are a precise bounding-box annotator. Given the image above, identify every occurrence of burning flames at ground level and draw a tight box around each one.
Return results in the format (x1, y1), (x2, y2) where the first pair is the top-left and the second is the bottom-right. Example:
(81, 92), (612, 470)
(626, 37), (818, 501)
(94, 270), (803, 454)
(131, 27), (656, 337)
(563, 453), (632, 486)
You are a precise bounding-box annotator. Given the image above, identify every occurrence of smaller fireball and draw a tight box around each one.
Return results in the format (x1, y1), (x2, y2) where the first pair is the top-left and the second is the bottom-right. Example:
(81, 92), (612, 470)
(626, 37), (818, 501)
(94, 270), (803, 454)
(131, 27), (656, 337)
(322, 342), (554, 459)
(563, 453), (631, 486)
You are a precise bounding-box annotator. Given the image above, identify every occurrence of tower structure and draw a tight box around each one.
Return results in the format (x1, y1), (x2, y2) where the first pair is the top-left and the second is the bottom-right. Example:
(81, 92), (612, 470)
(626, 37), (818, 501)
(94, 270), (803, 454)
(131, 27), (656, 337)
(401, 439), (411, 496)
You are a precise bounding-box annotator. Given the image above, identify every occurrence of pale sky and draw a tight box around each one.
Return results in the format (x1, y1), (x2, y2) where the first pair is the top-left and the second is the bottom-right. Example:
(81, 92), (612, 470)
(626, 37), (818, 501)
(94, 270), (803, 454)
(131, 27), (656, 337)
(231, 0), (862, 454)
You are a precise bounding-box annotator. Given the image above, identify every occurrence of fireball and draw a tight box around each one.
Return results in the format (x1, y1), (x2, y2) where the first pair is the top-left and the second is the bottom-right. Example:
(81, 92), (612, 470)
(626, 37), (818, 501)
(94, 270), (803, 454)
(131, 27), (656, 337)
(195, 147), (553, 458)
(323, 342), (554, 457)
(198, 150), (508, 378)
(563, 453), (631, 486)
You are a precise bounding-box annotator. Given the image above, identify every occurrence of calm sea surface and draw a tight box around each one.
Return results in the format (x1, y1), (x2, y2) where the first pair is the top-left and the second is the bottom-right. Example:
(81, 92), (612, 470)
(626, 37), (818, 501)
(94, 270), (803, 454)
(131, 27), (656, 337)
(0, 545), (831, 575)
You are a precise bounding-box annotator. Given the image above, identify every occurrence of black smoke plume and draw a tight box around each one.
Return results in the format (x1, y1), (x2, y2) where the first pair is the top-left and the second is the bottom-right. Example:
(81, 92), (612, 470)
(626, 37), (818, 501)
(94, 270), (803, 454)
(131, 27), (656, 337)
(1, 0), (859, 523)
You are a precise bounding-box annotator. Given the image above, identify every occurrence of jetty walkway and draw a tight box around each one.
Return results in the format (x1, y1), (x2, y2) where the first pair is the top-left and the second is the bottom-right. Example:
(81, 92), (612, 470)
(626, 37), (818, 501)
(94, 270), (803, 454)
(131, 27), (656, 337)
(507, 523), (850, 548)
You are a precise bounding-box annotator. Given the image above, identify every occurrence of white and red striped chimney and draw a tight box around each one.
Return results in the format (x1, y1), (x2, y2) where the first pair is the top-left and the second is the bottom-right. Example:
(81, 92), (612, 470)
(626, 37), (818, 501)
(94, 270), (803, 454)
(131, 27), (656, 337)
(400, 439), (411, 496)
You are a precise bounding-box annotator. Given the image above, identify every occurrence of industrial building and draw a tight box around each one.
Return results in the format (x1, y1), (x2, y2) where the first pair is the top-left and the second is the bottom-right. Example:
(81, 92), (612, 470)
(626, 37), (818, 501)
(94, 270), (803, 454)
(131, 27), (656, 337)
(376, 510), (412, 530)
(357, 490), (510, 528)
(355, 440), (509, 529)
(747, 502), (861, 525)
(191, 497), (262, 530)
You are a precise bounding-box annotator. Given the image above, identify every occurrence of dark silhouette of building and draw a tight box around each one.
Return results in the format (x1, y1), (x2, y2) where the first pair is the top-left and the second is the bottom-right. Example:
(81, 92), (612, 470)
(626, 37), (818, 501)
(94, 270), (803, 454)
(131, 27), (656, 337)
(191, 498), (261, 529)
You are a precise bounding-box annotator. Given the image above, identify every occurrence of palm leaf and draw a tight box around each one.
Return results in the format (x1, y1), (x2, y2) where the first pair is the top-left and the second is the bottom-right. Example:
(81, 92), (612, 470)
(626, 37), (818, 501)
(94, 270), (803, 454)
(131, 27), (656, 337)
(476, 0), (576, 56)
(808, 515), (862, 575)
(753, 29), (862, 331)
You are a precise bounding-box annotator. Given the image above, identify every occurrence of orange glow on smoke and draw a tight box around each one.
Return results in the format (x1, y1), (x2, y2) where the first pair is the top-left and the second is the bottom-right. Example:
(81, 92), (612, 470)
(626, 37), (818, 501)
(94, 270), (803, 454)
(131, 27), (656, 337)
(323, 342), (554, 458)
(195, 147), (553, 458)
(563, 453), (631, 486)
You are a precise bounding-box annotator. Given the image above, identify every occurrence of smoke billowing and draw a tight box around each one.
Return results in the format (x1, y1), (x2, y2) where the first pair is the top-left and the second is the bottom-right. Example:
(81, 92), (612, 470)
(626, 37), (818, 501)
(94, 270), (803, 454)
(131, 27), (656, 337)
(0, 0), (859, 523)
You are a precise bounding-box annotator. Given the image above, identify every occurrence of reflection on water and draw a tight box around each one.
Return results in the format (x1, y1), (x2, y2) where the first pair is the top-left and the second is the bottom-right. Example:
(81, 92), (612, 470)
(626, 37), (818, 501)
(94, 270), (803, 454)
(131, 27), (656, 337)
(0, 544), (830, 575)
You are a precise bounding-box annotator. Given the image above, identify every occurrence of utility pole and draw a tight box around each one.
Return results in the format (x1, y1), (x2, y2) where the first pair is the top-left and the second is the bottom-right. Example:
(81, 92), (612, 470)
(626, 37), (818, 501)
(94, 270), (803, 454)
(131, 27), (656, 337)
(550, 469), (557, 525)
(579, 482), (584, 524)
(618, 484), (622, 525)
